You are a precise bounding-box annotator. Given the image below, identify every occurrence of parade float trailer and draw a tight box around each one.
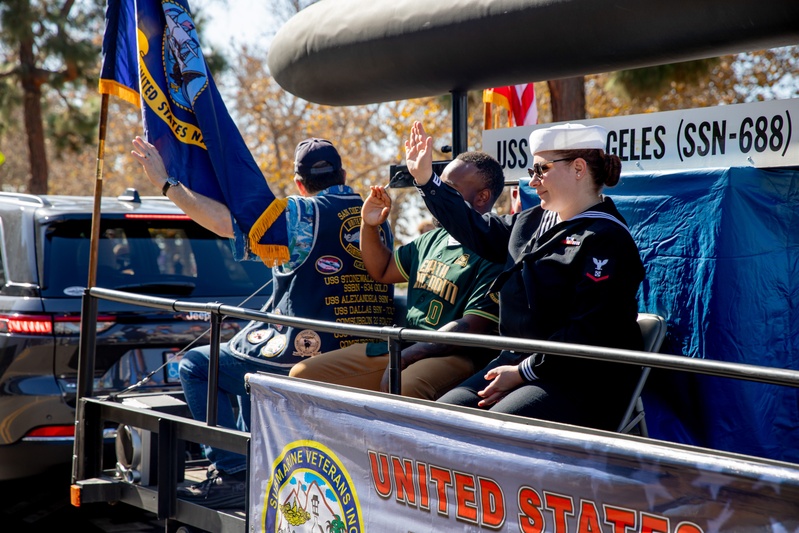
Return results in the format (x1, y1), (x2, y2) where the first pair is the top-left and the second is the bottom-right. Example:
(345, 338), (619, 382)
(70, 1), (799, 531)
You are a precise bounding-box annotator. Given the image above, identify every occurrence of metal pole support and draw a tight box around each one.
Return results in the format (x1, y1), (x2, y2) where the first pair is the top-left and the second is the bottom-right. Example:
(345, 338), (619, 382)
(388, 338), (402, 395)
(451, 89), (468, 156)
(206, 311), (222, 427)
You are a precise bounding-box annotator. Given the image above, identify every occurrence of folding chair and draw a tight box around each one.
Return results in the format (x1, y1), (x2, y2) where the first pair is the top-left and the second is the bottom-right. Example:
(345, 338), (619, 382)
(617, 313), (667, 436)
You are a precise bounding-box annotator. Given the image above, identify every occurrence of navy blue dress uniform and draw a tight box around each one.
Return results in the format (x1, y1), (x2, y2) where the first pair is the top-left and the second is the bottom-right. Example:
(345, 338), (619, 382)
(420, 176), (644, 429)
(412, 120), (646, 430)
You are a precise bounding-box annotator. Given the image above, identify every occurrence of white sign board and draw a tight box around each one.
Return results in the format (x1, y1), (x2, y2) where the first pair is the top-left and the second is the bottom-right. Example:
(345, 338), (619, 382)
(247, 373), (799, 533)
(483, 98), (799, 178)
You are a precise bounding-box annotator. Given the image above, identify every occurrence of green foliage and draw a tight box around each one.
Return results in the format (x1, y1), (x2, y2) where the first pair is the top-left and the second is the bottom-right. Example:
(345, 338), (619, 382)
(606, 58), (721, 99)
(0, 78), (21, 136)
(0, 0), (230, 192)
(0, 0), (107, 191)
(47, 93), (99, 154)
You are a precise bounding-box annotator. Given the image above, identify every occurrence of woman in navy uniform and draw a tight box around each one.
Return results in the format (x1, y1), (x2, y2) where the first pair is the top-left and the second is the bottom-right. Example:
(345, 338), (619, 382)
(406, 121), (644, 431)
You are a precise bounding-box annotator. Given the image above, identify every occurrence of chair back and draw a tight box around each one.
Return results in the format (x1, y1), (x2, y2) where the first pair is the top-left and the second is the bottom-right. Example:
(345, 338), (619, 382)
(617, 313), (667, 435)
(637, 313), (667, 353)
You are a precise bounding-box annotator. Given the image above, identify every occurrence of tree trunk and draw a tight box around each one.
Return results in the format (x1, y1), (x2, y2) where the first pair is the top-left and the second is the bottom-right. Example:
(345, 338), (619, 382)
(19, 36), (48, 194)
(548, 76), (586, 122)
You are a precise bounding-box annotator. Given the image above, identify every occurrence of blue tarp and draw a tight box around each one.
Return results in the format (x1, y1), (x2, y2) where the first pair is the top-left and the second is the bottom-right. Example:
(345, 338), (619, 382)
(520, 167), (799, 463)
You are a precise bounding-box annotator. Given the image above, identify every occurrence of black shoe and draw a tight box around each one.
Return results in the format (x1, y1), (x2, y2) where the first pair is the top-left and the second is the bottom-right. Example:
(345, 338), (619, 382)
(177, 468), (246, 509)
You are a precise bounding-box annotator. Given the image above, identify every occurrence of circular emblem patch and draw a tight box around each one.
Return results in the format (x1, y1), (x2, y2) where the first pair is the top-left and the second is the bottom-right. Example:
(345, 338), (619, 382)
(339, 213), (386, 271)
(339, 213), (363, 260)
(261, 334), (287, 358)
(293, 329), (322, 357)
(315, 255), (343, 275)
(263, 440), (363, 532)
(247, 328), (273, 345)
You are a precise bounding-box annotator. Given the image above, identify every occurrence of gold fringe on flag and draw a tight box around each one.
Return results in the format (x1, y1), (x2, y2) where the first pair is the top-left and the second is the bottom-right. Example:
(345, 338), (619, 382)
(98, 80), (141, 108)
(248, 197), (290, 266)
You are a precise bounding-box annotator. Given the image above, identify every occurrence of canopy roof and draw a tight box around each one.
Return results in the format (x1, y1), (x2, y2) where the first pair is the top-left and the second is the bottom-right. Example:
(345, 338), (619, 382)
(267, 0), (799, 106)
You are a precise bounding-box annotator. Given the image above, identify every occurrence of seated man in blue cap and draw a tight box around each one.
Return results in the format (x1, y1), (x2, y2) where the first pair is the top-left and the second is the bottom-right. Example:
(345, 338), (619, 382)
(133, 135), (394, 508)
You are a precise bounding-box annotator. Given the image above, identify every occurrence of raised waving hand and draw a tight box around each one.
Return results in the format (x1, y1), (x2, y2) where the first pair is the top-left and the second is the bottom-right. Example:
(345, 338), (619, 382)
(404, 121), (434, 185)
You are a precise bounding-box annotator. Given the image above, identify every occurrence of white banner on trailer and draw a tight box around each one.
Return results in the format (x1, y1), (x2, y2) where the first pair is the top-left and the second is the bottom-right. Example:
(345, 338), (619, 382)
(247, 373), (799, 533)
(483, 98), (799, 179)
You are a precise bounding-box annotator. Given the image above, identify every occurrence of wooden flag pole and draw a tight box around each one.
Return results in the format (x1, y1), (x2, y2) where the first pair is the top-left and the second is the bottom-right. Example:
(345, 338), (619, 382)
(484, 101), (493, 130)
(87, 94), (109, 289)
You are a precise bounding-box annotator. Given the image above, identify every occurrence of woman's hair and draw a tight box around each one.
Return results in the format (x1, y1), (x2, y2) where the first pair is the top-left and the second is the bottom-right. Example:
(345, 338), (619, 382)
(556, 149), (622, 189)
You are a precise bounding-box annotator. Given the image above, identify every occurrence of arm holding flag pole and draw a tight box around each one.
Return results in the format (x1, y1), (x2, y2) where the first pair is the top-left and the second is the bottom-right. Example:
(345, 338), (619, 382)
(132, 136), (235, 238)
(102, 0), (290, 266)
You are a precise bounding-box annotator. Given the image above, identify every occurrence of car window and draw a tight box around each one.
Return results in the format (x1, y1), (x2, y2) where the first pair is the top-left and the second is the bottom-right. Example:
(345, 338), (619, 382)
(42, 217), (271, 298)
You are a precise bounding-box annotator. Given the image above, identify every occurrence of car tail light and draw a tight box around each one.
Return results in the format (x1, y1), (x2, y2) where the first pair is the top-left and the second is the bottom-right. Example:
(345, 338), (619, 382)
(24, 425), (117, 441)
(0, 313), (115, 335)
(0, 314), (53, 334)
(24, 425), (75, 438)
(53, 314), (116, 335)
(124, 213), (191, 220)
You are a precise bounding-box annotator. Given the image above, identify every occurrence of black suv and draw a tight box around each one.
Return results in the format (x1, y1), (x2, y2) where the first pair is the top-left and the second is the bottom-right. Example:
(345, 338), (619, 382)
(0, 190), (272, 480)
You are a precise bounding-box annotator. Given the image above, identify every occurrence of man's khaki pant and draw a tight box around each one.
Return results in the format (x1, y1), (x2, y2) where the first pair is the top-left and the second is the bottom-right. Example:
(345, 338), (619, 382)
(288, 343), (478, 401)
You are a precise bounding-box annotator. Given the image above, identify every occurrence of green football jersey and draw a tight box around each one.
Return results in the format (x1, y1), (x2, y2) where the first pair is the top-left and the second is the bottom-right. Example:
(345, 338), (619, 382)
(395, 227), (502, 330)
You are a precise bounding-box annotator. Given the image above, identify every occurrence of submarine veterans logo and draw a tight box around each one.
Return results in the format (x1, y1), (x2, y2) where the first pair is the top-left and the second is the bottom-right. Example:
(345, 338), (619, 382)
(263, 440), (363, 532)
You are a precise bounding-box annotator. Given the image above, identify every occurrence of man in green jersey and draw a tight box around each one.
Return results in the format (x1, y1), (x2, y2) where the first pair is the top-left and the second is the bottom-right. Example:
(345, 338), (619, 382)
(290, 151), (506, 400)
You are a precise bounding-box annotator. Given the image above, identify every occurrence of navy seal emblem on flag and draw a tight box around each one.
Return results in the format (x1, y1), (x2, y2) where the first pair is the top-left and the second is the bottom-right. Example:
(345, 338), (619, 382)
(162, 1), (208, 110)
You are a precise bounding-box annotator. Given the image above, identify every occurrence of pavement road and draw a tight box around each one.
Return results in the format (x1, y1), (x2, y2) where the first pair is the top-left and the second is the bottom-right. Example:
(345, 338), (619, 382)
(1, 464), (164, 532)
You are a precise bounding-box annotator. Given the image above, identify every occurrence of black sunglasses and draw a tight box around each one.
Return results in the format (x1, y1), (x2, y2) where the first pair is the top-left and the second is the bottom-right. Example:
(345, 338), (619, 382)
(527, 158), (573, 179)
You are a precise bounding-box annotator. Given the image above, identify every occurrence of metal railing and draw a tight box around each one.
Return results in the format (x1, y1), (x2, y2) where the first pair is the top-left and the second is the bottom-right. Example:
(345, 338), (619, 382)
(78, 287), (799, 401)
(72, 286), (799, 531)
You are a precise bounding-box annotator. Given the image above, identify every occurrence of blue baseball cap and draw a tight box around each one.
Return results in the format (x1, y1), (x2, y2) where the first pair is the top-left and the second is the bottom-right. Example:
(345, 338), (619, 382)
(294, 138), (342, 179)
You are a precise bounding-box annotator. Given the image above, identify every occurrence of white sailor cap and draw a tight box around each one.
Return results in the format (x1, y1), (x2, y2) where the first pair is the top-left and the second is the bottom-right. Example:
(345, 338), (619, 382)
(528, 123), (607, 155)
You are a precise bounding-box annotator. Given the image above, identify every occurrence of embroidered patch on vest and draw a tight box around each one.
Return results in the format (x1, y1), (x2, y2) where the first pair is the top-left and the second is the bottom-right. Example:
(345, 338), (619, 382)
(339, 211), (363, 260)
(315, 255), (343, 274)
(261, 334), (287, 358)
(454, 254), (470, 267)
(293, 329), (322, 357)
(247, 328), (273, 344)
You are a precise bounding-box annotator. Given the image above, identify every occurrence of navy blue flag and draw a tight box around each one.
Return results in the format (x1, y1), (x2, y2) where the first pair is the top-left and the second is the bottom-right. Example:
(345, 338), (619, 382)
(99, 0), (289, 264)
(99, 0), (139, 107)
